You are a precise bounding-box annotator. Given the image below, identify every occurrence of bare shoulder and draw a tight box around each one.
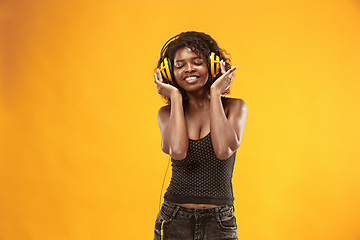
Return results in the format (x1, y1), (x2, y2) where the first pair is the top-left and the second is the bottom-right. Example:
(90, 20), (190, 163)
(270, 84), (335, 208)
(158, 104), (171, 118)
(157, 105), (171, 132)
(158, 105), (171, 125)
(223, 97), (247, 114)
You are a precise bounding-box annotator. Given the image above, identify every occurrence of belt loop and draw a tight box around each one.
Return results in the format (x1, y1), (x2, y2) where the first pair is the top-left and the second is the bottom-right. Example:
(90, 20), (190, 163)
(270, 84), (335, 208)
(214, 207), (221, 223)
(172, 205), (181, 219)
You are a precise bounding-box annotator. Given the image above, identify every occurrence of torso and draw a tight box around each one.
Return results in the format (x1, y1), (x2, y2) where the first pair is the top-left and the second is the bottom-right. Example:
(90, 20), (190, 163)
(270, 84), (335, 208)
(185, 96), (230, 141)
(175, 96), (232, 209)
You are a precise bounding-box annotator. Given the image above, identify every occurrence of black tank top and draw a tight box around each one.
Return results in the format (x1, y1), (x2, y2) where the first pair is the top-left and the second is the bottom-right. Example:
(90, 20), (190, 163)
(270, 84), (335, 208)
(164, 132), (236, 205)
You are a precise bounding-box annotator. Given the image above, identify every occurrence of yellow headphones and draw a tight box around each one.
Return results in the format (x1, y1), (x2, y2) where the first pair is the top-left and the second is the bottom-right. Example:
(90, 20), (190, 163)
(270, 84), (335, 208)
(159, 34), (221, 85)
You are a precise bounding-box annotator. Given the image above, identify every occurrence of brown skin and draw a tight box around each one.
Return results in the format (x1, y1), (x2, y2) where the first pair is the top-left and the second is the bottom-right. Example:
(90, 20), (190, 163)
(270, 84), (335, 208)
(154, 47), (247, 209)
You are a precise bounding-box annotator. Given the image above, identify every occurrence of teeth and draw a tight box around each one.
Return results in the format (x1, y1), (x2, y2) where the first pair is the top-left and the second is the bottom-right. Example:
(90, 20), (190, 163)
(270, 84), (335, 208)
(185, 76), (197, 80)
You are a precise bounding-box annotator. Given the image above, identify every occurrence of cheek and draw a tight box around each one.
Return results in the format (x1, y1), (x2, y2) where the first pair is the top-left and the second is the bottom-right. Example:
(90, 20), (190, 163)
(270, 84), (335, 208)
(173, 69), (182, 82)
(200, 63), (208, 73)
(200, 66), (209, 78)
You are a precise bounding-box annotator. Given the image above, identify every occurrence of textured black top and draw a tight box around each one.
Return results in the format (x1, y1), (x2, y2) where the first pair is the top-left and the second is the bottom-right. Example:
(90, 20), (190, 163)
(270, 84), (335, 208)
(164, 132), (237, 205)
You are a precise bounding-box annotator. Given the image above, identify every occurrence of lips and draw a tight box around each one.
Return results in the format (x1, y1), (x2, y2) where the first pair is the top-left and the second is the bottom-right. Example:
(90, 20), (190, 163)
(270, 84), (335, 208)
(184, 75), (199, 83)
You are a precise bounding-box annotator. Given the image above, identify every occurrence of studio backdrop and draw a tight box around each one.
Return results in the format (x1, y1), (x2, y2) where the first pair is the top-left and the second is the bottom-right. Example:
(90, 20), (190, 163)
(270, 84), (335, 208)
(1, 0), (359, 239)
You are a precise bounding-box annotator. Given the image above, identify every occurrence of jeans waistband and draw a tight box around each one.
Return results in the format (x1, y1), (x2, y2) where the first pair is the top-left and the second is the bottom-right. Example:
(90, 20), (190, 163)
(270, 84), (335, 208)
(161, 200), (235, 221)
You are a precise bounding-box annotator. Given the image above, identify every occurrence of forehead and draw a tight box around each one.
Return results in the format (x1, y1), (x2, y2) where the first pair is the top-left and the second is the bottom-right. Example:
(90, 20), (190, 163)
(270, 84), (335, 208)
(174, 46), (202, 60)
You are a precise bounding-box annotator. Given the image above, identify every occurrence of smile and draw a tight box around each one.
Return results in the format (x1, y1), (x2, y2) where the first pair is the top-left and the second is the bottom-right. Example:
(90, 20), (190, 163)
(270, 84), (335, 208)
(184, 75), (199, 83)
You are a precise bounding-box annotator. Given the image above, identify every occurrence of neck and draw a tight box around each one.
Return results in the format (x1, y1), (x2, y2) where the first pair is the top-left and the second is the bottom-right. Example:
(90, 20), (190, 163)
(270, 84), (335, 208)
(184, 88), (211, 111)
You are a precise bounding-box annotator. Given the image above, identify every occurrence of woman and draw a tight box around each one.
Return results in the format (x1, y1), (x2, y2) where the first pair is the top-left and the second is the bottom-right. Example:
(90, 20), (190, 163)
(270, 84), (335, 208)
(153, 31), (247, 240)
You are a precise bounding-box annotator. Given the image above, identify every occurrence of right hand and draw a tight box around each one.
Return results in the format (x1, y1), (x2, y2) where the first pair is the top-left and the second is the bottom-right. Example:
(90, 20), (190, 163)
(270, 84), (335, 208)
(154, 68), (180, 98)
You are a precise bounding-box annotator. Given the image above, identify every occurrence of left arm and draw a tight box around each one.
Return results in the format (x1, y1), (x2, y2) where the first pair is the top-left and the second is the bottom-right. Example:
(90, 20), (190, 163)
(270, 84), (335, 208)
(209, 60), (247, 160)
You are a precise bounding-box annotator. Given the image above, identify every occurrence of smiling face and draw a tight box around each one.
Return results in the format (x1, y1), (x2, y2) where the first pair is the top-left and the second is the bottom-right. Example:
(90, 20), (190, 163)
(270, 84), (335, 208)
(173, 47), (209, 92)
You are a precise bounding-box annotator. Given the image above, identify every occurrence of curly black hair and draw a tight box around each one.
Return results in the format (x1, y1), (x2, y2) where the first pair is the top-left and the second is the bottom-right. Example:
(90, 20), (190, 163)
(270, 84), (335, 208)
(156, 31), (232, 105)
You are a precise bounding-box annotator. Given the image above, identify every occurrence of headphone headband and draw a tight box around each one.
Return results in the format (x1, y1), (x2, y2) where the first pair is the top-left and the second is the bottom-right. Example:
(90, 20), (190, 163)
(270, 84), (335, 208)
(160, 34), (181, 60)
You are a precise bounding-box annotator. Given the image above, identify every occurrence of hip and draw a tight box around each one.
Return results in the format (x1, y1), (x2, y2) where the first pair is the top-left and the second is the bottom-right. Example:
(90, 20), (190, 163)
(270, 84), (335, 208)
(153, 200), (238, 240)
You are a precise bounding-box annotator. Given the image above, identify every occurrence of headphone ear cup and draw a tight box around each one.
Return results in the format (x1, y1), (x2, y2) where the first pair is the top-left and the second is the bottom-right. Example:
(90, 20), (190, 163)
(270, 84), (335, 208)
(209, 52), (221, 78)
(160, 57), (174, 84)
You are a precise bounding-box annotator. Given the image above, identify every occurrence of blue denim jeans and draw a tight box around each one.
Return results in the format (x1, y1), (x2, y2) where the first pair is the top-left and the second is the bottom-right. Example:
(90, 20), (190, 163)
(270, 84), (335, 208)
(153, 200), (238, 240)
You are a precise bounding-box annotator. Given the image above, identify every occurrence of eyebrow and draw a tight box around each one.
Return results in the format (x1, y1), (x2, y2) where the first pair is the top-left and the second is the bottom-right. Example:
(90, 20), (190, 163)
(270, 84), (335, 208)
(175, 57), (203, 63)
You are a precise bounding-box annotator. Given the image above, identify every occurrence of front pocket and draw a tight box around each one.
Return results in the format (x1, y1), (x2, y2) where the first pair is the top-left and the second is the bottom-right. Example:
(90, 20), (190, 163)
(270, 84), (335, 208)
(154, 211), (173, 240)
(155, 210), (173, 228)
(218, 215), (237, 230)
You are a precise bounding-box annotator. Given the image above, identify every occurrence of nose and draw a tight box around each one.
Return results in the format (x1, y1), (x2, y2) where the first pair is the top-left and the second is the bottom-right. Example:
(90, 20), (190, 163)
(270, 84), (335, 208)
(184, 62), (195, 73)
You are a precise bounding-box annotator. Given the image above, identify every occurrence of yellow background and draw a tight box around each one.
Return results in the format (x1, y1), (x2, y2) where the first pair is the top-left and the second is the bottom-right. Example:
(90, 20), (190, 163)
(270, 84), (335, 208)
(1, 0), (360, 239)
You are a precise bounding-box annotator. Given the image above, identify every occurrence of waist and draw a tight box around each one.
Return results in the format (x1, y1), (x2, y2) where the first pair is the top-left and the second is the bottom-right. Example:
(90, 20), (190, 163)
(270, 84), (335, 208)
(175, 202), (224, 209)
(164, 192), (234, 205)
(161, 200), (234, 219)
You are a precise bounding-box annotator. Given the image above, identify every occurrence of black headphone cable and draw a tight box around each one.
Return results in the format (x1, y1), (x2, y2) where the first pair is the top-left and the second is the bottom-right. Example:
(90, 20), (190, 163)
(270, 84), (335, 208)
(159, 155), (171, 212)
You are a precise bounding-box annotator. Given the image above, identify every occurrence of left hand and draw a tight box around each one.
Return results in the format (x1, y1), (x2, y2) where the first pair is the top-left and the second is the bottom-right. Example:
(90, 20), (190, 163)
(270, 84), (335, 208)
(210, 60), (238, 95)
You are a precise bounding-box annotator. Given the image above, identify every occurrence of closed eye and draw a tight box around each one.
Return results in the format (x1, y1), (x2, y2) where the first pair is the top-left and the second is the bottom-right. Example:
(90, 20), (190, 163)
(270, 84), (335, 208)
(174, 59), (204, 69)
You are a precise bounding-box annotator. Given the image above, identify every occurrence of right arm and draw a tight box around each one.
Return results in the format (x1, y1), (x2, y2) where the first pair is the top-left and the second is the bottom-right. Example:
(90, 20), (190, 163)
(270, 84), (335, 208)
(155, 69), (189, 160)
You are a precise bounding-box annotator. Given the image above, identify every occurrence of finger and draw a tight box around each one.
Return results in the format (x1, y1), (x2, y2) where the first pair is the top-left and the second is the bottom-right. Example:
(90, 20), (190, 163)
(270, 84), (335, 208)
(154, 72), (163, 87)
(220, 60), (226, 75)
(154, 72), (159, 85)
(154, 69), (163, 83)
(231, 66), (239, 79)
(156, 68), (164, 83)
(220, 66), (237, 86)
(225, 75), (233, 83)
(224, 65), (238, 76)
(229, 71), (235, 80)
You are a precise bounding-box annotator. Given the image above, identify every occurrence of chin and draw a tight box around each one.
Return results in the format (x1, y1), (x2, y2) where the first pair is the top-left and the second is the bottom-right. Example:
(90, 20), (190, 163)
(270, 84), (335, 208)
(183, 84), (209, 93)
